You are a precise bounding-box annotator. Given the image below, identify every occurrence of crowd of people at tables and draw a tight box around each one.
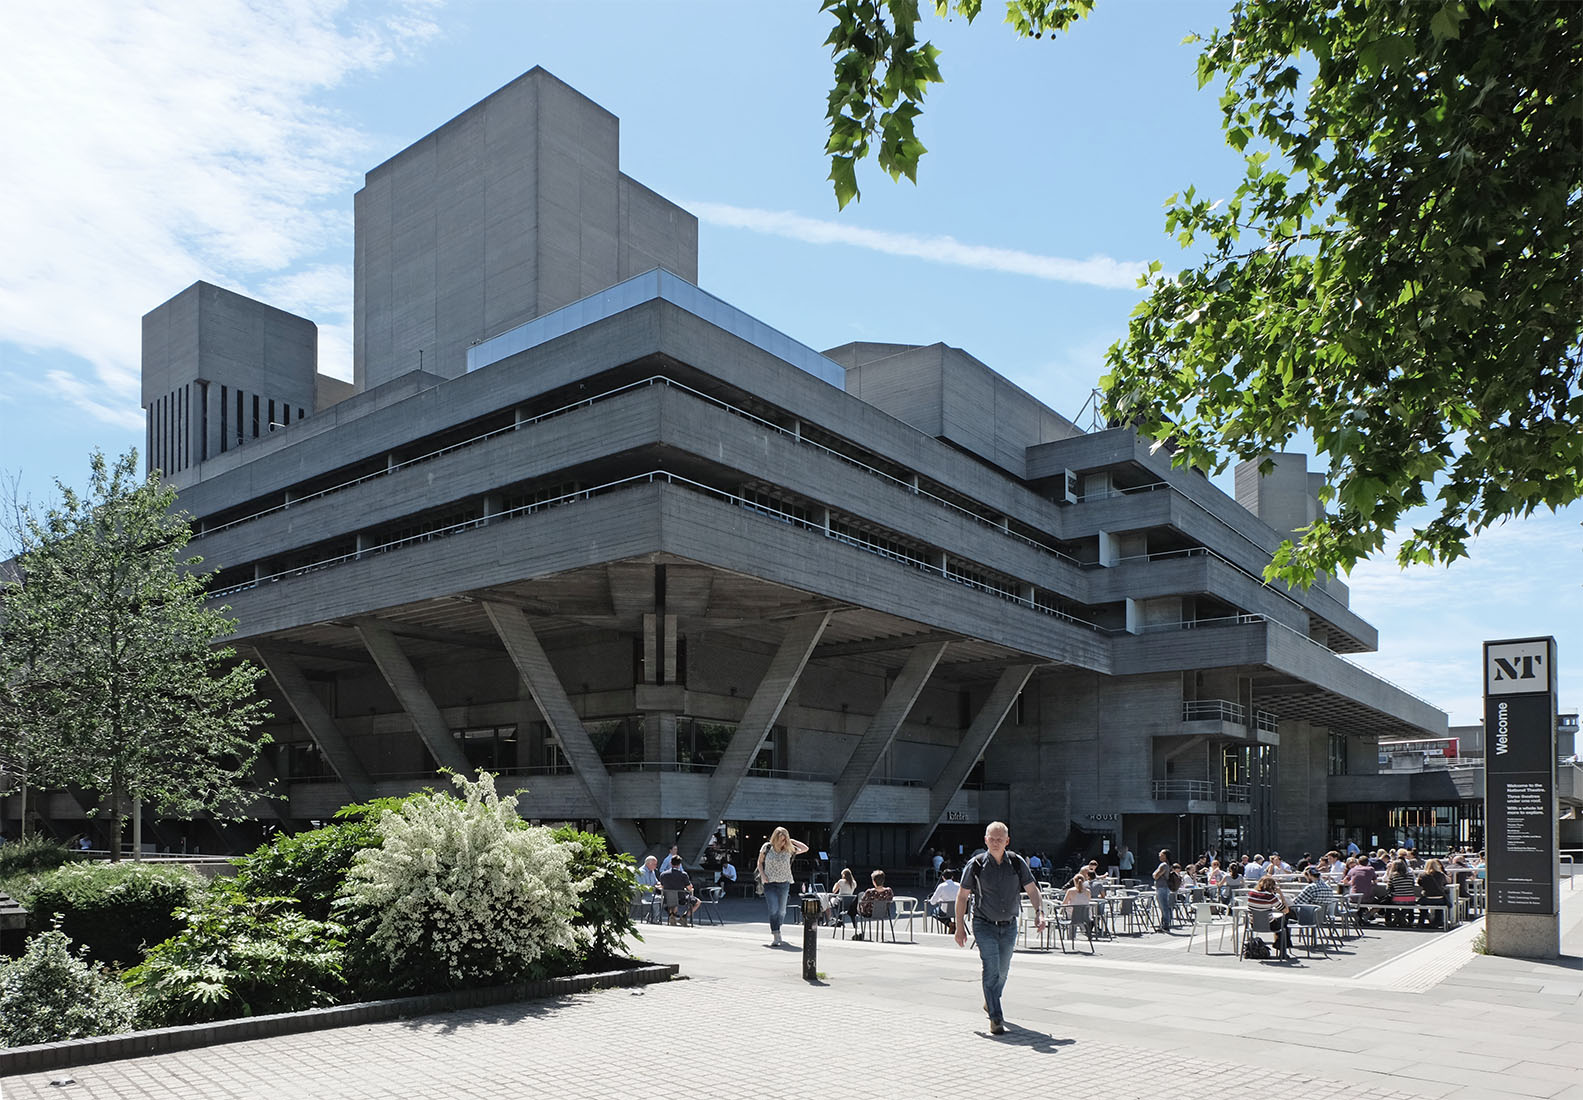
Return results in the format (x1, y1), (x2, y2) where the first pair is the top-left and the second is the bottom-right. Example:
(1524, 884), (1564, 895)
(637, 833), (1483, 950)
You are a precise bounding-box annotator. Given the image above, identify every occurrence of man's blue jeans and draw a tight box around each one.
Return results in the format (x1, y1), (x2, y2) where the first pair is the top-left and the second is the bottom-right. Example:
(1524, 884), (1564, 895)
(973, 917), (1018, 1024)
(763, 881), (791, 932)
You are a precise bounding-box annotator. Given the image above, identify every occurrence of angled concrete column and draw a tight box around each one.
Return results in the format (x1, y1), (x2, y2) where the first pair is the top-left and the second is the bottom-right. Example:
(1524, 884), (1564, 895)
(830, 640), (949, 839)
(354, 620), (472, 775)
(254, 648), (376, 801)
(910, 663), (1037, 852)
(679, 611), (832, 861)
(481, 601), (646, 856)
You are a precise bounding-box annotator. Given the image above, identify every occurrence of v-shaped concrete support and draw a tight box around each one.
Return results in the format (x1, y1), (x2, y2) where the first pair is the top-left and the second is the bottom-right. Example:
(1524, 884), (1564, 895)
(909, 663), (1037, 853)
(829, 640), (949, 840)
(481, 600), (646, 856)
(254, 647), (376, 801)
(678, 611), (832, 862)
(355, 619), (472, 774)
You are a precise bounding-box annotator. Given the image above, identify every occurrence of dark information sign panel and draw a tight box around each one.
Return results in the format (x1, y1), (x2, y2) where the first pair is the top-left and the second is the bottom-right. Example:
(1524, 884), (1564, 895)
(1483, 638), (1557, 916)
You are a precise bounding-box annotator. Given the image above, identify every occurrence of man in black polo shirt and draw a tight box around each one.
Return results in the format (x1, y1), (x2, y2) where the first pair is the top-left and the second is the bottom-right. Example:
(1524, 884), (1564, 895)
(953, 821), (1044, 1035)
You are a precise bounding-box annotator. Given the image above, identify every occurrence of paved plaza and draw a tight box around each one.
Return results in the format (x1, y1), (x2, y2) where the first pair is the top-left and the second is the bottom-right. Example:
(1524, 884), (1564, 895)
(5, 889), (1581, 1100)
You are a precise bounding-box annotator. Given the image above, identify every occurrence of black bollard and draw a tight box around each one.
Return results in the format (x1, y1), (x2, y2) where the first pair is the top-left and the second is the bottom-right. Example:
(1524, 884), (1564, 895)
(801, 894), (821, 981)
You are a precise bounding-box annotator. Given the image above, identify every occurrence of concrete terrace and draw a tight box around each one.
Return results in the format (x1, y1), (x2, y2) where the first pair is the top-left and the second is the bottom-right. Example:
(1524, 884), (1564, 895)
(6, 889), (1581, 1100)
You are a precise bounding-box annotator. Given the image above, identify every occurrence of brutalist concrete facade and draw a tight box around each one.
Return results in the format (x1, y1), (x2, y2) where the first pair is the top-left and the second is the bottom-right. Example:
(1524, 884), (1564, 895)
(36, 70), (1448, 869)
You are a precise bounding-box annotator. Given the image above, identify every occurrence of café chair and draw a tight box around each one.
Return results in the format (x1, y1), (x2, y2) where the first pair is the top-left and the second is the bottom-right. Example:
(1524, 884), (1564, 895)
(662, 889), (693, 927)
(1184, 901), (1235, 954)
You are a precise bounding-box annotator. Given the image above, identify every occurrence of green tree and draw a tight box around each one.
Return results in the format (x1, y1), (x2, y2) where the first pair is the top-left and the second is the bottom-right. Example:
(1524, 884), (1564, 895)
(0, 450), (271, 859)
(820, 0), (1582, 584)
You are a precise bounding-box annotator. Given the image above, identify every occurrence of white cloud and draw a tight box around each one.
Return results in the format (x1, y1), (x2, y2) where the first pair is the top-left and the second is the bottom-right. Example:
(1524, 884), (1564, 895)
(0, 0), (441, 421)
(261, 263), (356, 380)
(1005, 333), (1115, 424)
(689, 201), (1150, 290)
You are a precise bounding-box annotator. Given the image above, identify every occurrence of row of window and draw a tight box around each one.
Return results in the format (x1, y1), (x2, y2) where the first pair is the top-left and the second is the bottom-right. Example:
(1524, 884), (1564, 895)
(146, 383), (308, 475)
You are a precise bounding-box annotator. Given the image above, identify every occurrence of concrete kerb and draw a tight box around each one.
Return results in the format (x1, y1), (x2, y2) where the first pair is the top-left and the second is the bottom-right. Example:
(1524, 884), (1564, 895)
(0, 962), (679, 1078)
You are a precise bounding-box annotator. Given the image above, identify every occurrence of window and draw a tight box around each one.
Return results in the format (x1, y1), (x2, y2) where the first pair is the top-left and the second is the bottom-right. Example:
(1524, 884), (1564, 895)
(284, 742), (334, 780)
(585, 717), (644, 766)
(220, 385), (228, 453)
(679, 718), (734, 767)
(1328, 733), (1348, 776)
(452, 726), (517, 771)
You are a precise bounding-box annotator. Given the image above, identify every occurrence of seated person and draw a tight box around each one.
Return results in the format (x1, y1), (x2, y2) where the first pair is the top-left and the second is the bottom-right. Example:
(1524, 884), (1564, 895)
(635, 855), (663, 921)
(719, 859), (738, 888)
(1384, 859), (1418, 926)
(1448, 852), (1475, 893)
(852, 869), (894, 940)
(1245, 874), (1292, 958)
(1416, 858), (1450, 927)
(829, 867), (859, 924)
(659, 859), (703, 921)
(1062, 873), (1092, 937)
(1292, 864), (1334, 908)
(926, 869), (961, 933)
(1343, 857), (1378, 918)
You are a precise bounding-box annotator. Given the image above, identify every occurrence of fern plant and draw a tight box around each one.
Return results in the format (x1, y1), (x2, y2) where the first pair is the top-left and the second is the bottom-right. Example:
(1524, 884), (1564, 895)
(126, 890), (345, 1026)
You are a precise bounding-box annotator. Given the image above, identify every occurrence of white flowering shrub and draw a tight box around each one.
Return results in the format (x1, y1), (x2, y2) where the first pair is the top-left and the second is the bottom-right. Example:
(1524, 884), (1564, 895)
(339, 772), (584, 991)
(0, 929), (137, 1046)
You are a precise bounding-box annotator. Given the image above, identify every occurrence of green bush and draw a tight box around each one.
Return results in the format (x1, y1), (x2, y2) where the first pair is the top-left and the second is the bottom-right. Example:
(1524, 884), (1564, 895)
(126, 891), (345, 1026)
(339, 773), (581, 994)
(0, 929), (137, 1046)
(27, 861), (205, 967)
(230, 818), (380, 921)
(0, 835), (81, 879)
(550, 825), (638, 962)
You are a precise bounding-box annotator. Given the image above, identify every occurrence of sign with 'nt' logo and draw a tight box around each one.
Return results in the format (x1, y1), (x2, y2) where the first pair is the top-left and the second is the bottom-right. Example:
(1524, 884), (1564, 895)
(1486, 639), (1553, 696)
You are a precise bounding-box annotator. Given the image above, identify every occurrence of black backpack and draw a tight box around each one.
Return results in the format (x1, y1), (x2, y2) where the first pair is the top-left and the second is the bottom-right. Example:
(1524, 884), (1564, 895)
(1242, 935), (1271, 959)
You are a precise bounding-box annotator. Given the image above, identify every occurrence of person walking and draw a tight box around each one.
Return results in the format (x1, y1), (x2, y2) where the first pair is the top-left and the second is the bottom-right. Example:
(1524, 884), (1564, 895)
(954, 821), (1044, 1035)
(1118, 845), (1135, 881)
(755, 826), (808, 946)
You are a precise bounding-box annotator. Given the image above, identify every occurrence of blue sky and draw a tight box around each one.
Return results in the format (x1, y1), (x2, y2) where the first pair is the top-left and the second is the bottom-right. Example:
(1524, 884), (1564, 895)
(1, 0), (1577, 727)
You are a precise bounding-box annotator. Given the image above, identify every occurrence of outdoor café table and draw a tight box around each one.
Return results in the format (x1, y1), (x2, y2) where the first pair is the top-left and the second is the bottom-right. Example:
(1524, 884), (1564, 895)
(1088, 894), (1119, 938)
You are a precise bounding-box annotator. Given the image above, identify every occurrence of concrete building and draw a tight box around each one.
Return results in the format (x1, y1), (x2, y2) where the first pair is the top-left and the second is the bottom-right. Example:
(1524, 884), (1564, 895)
(8, 69), (1450, 871)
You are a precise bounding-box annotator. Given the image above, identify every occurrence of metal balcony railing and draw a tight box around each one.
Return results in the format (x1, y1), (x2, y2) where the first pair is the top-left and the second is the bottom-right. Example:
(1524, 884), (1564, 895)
(1182, 699), (1246, 724)
(1151, 779), (1252, 803)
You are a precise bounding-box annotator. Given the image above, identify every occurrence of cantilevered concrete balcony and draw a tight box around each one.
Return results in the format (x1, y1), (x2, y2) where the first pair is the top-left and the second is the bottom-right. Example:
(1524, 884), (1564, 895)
(1177, 699), (1280, 745)
(1108, 779), (1254, 817)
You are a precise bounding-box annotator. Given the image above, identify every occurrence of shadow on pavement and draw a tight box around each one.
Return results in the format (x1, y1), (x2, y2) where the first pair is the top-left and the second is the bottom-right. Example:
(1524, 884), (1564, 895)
(989, 1027), (1076, 1054)
(398, 996), (574, 1035)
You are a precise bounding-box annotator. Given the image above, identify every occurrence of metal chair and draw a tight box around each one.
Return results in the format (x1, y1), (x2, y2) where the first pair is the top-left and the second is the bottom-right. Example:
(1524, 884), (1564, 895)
(662, 888), (694, 926)
(1184, 901), (1234, 954)
(1289, 904), (1321, 957)
(860, 898), (898, 943)
(830, 893), (859, 938)
(1242, 908), (1291, 961)
(696, 885), (724, 926)
(1055, 902), (1095, 954)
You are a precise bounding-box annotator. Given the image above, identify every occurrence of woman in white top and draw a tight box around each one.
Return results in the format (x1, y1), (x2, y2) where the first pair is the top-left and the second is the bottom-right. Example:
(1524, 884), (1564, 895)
(827, 867), (858, 925)
(1062, 873), (1094, 941)
(755, 826), (808, 946)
